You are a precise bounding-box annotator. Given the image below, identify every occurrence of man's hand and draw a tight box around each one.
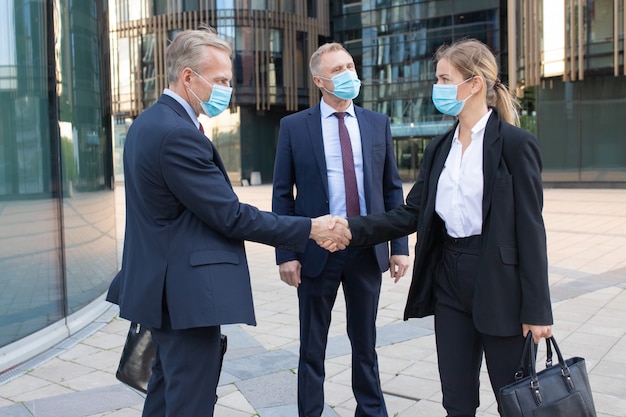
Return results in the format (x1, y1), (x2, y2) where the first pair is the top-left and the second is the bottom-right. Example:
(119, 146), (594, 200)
(389, 255), (410, 283)
(279, 260), (302, 287)
(310, 215), (351, 252)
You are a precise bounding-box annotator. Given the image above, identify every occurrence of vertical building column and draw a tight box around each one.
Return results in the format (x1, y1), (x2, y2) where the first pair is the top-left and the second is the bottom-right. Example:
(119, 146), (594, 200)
(615, 0), (619, 76)
(507, 0), (518, 93)
(522, 0), (541, 87)
(564, 0), (586, 81)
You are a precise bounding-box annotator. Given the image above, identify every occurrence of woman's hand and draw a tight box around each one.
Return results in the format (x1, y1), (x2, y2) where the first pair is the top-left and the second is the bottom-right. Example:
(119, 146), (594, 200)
(522, 324), (553, 344)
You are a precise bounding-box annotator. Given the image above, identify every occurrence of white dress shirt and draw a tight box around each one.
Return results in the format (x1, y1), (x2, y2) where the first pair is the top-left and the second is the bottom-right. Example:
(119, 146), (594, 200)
(320, 98), (365, 217)
(435, 110), (492, 238)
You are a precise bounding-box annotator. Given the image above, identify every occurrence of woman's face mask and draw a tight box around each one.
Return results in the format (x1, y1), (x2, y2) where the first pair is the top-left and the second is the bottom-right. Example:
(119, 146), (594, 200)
(431, 77), (474, 116)
(318, 70), (361, 100)
(188, 70), (233, 117)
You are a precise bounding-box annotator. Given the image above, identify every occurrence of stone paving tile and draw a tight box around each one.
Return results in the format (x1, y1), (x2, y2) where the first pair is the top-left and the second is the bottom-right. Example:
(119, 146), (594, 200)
(21, 385), (143, 417)
(0, 404), (35, 417)
(1, 187), (626, 416)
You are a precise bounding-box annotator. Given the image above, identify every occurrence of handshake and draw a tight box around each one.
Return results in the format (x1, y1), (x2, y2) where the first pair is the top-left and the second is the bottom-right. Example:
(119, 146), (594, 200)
(310, 215), (352, 252)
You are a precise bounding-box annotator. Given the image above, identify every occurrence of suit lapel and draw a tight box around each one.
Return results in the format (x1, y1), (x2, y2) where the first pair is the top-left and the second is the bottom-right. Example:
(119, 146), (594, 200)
(426, 130), (454, 218)
(307, 105), (330, 198)
(482, 112), (502, 223)
(209, 141), (232, 186)
(159, 94), (232, 187)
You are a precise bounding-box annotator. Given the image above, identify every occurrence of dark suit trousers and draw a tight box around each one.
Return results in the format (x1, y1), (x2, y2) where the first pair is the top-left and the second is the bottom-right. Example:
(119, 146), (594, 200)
(434, 235), (526, 417)
(142, 307), (222, 417)
(297, 247), (387, 417)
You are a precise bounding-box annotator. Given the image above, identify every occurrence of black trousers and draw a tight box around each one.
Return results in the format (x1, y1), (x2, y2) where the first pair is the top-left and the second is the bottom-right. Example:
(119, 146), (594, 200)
(142, 308), (222, 417)
(434, 235), (526, 417)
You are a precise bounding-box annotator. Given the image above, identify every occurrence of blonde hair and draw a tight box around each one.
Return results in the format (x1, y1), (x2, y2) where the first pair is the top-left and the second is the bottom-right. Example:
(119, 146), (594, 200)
(309, 43), (351, 76)
(166, 26), (232, 83)
(435, 39), (520, 126)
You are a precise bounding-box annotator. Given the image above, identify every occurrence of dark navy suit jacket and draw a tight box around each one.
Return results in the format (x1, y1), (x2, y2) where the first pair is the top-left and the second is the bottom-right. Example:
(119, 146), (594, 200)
(272, 103), (408, 277)
(107, 94), (311, 329)
(349, 110), (553, 336)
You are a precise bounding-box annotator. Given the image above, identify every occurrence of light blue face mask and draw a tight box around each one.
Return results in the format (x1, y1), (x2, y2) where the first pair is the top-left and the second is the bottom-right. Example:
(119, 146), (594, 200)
(431, 77), (473, 116)
(319, 70), (361, 100)
(190, 71), (233, 117)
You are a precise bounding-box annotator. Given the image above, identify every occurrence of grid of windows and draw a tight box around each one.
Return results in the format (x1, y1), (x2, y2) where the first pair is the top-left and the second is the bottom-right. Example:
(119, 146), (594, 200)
(331, 0), (503, 180)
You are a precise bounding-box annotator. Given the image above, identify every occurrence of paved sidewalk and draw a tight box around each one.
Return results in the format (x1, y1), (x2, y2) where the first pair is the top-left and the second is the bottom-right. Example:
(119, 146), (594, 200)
(0, 185), (625, 417)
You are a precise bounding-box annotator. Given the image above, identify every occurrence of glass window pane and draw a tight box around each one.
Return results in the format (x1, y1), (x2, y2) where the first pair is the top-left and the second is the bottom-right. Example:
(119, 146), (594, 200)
(0, 0), (64, 348)
(58, 1), (117, 314)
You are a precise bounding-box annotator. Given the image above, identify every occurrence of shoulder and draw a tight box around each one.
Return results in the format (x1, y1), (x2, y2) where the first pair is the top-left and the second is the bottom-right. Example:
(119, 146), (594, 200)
(487, 109), (532, 139)
(136, 95), (187, 126)
(282, 105), (320, 123)
(498, 119), (538, 150)
(355, 105), (388, 122)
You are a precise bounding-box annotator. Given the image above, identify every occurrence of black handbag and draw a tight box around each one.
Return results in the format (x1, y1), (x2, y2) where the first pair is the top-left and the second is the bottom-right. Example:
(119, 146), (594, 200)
(116, 322), (228, 396)
(499, 333), (597, 417)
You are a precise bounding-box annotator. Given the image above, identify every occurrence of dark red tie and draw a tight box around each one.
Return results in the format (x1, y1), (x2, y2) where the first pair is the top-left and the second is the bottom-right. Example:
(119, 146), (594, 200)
(199, 123), (205, 134)
(334, 112), (360, 217)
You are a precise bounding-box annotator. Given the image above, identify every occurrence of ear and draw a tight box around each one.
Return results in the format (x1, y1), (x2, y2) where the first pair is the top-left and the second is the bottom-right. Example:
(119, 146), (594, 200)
(181, 67), (194, 86)
(312, 75), (324, 89)
(471, 76), (485, 94)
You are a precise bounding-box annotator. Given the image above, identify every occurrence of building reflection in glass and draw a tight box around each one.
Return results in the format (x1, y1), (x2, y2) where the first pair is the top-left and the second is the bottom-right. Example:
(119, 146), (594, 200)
(0, 0), (116, 354)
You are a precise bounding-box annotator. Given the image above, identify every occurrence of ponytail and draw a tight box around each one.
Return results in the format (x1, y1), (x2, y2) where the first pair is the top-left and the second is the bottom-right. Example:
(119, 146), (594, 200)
(490, 78), (521, 126)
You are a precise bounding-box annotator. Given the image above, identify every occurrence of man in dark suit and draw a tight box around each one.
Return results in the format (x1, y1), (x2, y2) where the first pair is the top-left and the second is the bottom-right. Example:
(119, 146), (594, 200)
(106, 28), (350, 417)
(272, 43), (410, 417)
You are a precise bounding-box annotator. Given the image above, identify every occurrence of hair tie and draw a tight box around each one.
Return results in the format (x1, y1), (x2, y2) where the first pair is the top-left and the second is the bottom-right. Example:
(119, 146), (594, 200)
(494, 78), (502, 90)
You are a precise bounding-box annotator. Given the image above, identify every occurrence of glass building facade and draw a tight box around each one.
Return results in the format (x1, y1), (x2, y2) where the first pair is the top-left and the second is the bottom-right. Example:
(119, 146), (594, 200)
(0, 0), (116, 370)
(1, 0), (625, 376)
(331, 0), (626, 184)
(331, 0), (508, 181)
(111, 0), (626, 185)
(110, 0), (331, 185)
(511, 0), (626, 183)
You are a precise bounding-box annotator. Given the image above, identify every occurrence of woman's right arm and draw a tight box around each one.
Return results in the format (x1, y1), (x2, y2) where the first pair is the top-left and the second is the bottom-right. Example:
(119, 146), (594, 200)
(348, 172), (423, 247)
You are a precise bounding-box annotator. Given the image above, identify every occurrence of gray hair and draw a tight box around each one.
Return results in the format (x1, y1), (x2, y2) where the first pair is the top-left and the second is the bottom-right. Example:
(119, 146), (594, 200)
(309, 42), (350, 76)
(166, 26), (232, 83)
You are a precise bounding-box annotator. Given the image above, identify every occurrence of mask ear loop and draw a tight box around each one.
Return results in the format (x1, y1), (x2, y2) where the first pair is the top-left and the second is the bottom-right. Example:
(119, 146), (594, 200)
(457, 76), (476, 104)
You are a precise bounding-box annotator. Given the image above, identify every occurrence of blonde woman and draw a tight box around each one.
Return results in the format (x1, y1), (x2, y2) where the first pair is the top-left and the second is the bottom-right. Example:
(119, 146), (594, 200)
(344, 39), (553, 416)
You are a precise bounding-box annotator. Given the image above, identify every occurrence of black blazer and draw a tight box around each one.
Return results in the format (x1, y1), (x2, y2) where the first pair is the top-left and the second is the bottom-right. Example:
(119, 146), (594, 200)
(107, 94), (311, 330)
(349, 110), (553, 336)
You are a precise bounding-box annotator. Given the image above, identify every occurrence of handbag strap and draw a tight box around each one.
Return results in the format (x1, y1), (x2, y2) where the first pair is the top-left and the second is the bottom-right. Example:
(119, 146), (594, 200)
(527, 334), (576, 406)
(514, 331), (535, 381)
(545, 336), (553, 367)
(547, 336), (575, 392)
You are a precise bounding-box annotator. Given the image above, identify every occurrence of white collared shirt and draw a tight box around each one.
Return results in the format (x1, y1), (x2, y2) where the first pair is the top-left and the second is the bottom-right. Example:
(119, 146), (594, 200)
(435, 109), (492, 238)
(320, 98), (365, 217)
